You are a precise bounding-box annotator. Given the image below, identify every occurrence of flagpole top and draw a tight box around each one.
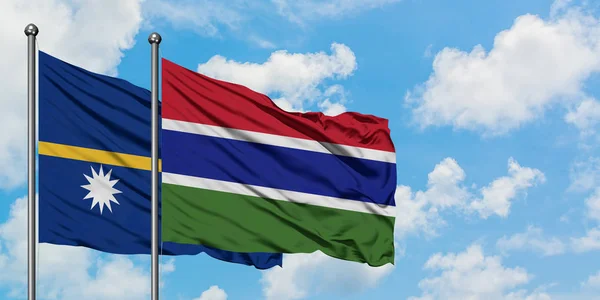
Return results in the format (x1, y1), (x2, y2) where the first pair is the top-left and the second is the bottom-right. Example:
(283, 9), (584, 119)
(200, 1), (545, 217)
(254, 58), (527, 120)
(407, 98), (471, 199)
(148, 32), (162, 45)
(24, 24), (39, 36)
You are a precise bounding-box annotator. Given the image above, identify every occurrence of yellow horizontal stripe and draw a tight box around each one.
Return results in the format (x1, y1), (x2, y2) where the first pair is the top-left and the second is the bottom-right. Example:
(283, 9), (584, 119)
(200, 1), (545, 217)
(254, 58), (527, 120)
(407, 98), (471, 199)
(38, 141), (162, 171)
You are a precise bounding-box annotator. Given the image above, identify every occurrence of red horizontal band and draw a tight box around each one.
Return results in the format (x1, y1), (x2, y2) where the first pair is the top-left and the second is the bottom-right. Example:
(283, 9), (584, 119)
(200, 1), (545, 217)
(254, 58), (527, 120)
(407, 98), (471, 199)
(161, 58), (395, 153)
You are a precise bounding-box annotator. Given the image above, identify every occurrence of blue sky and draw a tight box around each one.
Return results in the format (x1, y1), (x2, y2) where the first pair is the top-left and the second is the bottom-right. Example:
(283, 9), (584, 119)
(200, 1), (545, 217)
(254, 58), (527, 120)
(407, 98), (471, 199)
(1, 0), (600, 299)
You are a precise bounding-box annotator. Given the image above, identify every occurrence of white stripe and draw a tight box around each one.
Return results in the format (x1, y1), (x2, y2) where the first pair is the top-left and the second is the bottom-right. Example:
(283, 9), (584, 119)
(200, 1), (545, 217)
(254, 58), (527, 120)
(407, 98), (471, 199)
(163, 172), (397, 217)
(162, 118), (396, 163)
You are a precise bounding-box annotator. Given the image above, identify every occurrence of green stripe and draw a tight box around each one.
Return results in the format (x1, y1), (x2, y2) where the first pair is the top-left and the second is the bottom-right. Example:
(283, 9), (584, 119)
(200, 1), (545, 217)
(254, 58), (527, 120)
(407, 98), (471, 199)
(162, 183), (395, 267)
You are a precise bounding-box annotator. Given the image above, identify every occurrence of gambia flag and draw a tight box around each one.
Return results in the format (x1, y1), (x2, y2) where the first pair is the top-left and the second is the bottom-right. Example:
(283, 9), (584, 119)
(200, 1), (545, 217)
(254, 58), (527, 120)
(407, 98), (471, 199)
(160, 58), (397, 267)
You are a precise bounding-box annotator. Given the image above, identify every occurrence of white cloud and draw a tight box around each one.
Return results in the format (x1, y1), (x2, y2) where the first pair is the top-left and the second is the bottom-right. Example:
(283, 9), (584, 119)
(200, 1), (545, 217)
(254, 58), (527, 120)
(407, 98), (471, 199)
(74, 257), (150, 300)
(496, 226), (566, 256)
(569, 156), (600, 192)
(585, 188), (600, 222)
(272, 98), (304, 113)
(197, 43), (356, 112)
(317, 85), (349, 116)
(570, 187), (600, 253)
(143, 0), (400, 46)
(394, 158), (469, 239)
(565, 98), (600, 137)
(193, 285), (228, 300)
(272, 0), (401, 25)
(423, 44), (434, 58)
(394, 185), (445, 239)
(248, 35), (277, 49)
(318, 99), (347, 116)
(0, 0), (144, 189)
(571, 228), (600, 253)
(420, 157), (471, 209)
(504, 289), (553, 300)
(550, 0), (574, 17)
(143, 0), (244, 37)
(0, 196), (160, 299)
(395, 157), (545, 239)
(406, 4), (600, 135)
(409, 244), (549, 300)
(581, 270), (600, 289)
(469, 158), (546, 219)
(260, 251), (394, 300)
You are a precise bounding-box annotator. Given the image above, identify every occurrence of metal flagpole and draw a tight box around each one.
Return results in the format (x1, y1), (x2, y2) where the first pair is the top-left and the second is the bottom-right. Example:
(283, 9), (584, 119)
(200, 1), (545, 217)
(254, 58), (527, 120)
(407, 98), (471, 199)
(148, 32), (162, 300)
(24, 23), (38, 300)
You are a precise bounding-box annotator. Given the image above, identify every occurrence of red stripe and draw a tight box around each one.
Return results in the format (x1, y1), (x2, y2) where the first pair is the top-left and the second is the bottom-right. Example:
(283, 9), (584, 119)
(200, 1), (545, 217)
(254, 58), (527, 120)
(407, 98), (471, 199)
(161, 58), (395, 152)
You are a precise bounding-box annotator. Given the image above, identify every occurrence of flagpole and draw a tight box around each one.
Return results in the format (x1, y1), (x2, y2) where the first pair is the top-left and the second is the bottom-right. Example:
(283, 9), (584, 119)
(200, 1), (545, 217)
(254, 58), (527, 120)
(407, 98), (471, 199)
(149, 32), (162, 300)
(24, 23), (38, 300)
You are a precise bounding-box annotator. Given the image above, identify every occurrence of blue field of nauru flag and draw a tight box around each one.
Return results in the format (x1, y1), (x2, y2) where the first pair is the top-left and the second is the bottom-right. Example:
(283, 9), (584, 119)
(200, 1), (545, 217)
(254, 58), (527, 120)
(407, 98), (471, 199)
(37, 50), (282, 269)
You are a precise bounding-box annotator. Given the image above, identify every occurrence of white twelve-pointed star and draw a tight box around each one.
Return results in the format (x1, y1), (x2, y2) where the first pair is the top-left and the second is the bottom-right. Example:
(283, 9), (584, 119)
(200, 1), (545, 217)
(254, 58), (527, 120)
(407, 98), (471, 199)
(81, 165), (122, 214)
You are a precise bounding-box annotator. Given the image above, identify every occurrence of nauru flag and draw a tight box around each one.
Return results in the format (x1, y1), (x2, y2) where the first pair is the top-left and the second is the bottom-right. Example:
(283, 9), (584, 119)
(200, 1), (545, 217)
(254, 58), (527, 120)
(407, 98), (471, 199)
(161, 58), (397, 267)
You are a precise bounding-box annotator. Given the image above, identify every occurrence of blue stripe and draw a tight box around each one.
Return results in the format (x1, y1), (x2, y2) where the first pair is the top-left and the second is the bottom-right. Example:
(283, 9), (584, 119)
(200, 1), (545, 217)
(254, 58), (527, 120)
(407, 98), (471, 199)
(39, 155), (282, 269)
(162, 129), (397, 206)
